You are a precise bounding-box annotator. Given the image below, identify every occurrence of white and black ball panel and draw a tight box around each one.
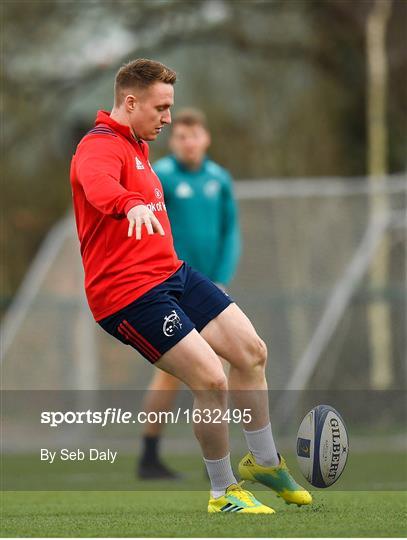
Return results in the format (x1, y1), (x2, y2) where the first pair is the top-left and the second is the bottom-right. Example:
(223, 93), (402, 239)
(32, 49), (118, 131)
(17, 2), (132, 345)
(296, 404), (349, 488)
(296, 409), (315, 484)
(317, 406), (349, 486)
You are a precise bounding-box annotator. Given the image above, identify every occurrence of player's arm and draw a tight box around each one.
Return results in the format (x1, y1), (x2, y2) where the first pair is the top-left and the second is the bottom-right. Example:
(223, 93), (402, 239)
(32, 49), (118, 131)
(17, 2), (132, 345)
(75, 137), (145, 218)
(213, 173), (241, 285)
(76, 137), (164, 240)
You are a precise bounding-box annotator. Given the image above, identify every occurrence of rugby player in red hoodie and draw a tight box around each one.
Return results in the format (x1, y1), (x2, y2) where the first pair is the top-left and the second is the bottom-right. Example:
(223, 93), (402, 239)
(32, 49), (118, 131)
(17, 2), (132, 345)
(70, 58), (311, 514)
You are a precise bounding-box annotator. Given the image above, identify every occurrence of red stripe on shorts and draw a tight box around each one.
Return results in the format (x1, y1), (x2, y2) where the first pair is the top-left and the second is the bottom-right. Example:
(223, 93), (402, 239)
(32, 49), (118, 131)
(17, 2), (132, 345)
(117, 323), (159, 363)
(122, 320), (161, 359)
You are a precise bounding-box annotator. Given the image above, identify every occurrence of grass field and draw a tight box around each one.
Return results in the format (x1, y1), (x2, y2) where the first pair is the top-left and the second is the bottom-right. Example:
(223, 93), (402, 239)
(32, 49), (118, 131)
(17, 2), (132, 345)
(1, 452), (406, 537)
(2, 490), (407, 537)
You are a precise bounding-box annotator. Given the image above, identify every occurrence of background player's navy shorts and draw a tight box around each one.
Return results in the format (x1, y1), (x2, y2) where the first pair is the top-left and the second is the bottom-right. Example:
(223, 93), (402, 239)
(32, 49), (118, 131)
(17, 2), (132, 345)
(98, 263), (233, 364)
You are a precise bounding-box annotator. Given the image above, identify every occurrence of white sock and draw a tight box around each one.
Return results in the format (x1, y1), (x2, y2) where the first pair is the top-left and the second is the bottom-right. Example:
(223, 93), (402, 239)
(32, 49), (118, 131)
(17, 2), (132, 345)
(203, 453), (237, 498)
(243, 422), (279, 466)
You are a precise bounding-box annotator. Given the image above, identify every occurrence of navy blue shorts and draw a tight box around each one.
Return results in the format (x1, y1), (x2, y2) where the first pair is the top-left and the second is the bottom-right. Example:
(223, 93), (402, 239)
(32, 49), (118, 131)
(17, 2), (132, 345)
(98, 263), (233, 364)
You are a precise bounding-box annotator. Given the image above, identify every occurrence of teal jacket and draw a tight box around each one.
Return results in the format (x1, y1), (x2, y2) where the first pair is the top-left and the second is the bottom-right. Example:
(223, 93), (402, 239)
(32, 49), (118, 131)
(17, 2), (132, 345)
(153, 155), (241, 285)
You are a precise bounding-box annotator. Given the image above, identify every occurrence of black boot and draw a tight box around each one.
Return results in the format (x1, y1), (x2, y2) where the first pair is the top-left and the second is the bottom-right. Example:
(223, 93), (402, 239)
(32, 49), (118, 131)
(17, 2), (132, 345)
(137, 436), (181, 480)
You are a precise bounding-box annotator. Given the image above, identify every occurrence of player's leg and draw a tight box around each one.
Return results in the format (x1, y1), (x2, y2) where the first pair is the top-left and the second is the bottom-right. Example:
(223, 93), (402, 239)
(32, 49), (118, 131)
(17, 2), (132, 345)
(139, 356), (228, 479)
(142, 370), (181, 438)
(201, 303), (272, 432)
(201, 302), (312, 505)
(155, 329), (230, 461)
(178, 266), (276, 464)
(155, 331), (274, 514)
(138, 370), (182, 479)
(200, 303), (278, 463)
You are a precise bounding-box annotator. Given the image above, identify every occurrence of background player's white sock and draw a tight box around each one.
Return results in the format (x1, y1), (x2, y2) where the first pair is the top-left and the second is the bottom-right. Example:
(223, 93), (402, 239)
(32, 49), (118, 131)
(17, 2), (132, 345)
(243, 422), (279, 466)
(203, 453), (237, 498)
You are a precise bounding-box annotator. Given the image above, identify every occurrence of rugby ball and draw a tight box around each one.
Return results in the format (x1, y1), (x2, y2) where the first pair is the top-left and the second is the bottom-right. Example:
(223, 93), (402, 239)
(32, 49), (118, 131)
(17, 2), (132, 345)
(296, 404), (349, 488)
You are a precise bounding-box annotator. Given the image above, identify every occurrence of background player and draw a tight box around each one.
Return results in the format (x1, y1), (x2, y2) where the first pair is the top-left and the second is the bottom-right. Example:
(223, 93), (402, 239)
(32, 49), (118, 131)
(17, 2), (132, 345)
(138, 108), (241, 479)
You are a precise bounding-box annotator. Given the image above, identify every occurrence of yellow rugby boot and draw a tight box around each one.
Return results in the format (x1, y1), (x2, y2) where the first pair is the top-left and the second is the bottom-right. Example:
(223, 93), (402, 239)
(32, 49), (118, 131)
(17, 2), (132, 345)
(238, 453), (312, 506)
(208, 483), (275, 514)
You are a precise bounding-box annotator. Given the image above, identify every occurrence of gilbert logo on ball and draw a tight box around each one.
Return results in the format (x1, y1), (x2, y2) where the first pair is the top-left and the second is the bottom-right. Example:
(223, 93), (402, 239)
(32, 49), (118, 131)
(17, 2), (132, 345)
(296, 404), (349, 488)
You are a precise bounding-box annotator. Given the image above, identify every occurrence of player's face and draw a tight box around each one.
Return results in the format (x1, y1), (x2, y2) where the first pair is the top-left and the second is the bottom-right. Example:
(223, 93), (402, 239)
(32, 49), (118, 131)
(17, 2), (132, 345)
(169, 124), (210, 169)
(127, 82), (174, 141)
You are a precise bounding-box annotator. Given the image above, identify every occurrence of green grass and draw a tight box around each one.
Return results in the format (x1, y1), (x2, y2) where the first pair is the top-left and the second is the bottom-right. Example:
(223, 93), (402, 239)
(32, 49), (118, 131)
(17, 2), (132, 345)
(2, 490), (406, 537)
(1, 452), (406, 537)
(2, 451), (406, 491)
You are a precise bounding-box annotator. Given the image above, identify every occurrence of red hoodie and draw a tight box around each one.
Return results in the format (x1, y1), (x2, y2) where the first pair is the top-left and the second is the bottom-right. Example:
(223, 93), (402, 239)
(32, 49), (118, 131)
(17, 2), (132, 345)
(70, 110), (182, 320)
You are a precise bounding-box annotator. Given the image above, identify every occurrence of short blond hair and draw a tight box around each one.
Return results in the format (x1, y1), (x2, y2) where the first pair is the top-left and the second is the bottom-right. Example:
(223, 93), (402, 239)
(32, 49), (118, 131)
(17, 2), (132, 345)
(172, 108), (208, 130)
(114, 58), (176, 106)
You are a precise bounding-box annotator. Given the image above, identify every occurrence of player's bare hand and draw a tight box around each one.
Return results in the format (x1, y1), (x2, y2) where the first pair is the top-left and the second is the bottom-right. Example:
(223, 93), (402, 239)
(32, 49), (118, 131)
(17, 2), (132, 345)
(127, 205), (165, 240)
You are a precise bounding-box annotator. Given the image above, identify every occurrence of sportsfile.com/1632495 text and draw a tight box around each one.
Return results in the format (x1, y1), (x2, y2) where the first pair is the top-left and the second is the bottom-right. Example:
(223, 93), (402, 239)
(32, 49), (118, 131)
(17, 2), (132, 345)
(40, 408), (253, 427)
